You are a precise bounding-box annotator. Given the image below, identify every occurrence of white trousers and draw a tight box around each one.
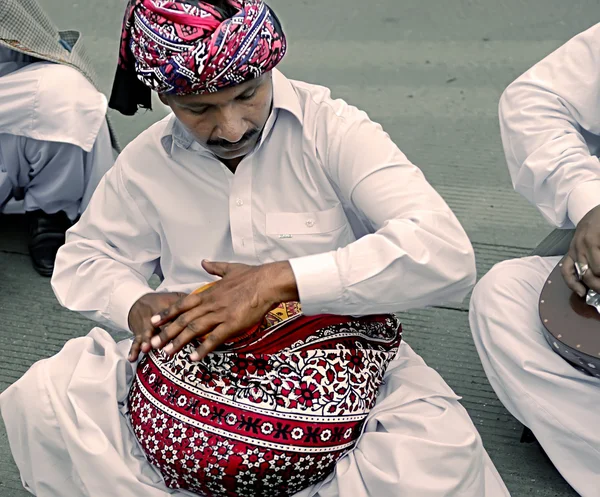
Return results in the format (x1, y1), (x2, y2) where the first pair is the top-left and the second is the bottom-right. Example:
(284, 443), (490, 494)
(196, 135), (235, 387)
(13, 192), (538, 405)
(0, 118), (114, 220)
(0, 328), (509, 497)
(470, 255), (600, 497)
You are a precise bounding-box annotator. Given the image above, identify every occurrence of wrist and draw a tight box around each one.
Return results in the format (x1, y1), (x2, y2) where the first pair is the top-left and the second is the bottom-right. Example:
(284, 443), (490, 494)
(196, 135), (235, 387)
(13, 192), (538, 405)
(261, 261), (299, 304)
(127, 292), (153, 331)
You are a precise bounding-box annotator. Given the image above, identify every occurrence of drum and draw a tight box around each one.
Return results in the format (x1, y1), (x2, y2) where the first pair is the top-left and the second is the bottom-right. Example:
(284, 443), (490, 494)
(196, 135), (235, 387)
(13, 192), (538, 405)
(539, 257), (600, 377)
(128, 296), (402, 497)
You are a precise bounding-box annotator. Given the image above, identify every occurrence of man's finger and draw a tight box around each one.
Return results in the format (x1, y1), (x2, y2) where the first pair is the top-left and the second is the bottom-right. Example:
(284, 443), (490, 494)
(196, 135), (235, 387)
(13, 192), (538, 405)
(190, 324), (230, 361)
(582, 270), (600, 293)
(561, 254), (587, 297)
(202, 259), (229, 277)
(140, 336), (153, 354)
(129, 334), (144, 362)
(151, 305), (211, 349)
(129, 324), (157, 360)
(585, 244), (600, 277)
(151, 293), (202, 328)
(164, 316), (219, 356)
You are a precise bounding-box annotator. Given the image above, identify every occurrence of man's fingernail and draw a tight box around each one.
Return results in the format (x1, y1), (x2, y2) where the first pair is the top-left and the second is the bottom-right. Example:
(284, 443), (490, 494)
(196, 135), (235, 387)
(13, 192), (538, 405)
(190, 352), (200, 361)
(150, 315), (161, 325)
(151, 336), (161, 348)
(164, 343), (173, 354)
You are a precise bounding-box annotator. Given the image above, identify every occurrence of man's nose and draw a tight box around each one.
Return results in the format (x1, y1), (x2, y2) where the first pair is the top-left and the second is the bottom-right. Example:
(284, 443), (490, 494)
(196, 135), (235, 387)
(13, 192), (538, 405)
(215, 106), (246, 143)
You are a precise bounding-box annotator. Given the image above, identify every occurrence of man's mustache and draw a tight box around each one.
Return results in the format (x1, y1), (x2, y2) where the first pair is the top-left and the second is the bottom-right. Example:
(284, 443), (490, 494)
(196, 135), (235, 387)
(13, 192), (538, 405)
(207, 128), (259, 149)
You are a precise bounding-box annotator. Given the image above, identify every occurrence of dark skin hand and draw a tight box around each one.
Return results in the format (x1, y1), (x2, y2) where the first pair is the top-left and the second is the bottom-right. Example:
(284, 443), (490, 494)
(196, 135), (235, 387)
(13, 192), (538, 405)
(127, 291), (186, 361)
(562, 204), (600, 297)
(149, 259), (299, 361)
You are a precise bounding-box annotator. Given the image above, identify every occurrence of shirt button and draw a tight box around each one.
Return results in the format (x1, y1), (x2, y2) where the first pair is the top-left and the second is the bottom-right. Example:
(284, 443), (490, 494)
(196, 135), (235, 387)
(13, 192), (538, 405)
(305, 219), (315, 227)
(235, 198), (244, 207)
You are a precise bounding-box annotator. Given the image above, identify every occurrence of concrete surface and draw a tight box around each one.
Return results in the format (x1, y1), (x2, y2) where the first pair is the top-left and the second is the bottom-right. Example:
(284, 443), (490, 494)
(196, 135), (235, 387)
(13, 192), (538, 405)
(1, 0), (597, 495)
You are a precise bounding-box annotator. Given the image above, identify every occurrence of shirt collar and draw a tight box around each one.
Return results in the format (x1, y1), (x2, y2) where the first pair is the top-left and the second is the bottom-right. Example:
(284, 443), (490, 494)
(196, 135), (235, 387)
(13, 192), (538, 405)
(161, 69), (303, 156)
(271, 69), (304, 125)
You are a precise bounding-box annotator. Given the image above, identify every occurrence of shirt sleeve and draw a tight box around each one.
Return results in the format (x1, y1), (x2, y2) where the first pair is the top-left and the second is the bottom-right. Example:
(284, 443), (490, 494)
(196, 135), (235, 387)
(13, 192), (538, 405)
(51, 157), (160, 332)
(288, 96), (476, 316)
(498, 23), (600, 228)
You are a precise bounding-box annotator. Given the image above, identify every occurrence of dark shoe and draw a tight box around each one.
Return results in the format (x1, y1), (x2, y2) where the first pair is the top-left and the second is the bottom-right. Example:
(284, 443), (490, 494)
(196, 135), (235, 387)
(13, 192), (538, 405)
(520, 426), (537, 443)
(520, 425), (553, 464)
(26, 210), (72, 277)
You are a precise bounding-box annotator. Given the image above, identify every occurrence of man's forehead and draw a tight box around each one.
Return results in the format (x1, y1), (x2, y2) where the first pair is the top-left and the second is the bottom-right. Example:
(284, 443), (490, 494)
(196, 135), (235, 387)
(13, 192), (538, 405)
(171, 75), (267, 107)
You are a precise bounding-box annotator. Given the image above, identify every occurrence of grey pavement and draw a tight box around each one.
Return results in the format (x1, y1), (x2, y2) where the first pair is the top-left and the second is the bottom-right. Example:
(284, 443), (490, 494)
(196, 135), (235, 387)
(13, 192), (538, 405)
(0, 0), (596, 495)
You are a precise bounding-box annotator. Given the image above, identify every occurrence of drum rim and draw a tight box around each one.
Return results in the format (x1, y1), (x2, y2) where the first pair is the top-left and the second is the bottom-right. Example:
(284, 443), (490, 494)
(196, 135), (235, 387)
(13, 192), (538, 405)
(539, 258), (600, 361)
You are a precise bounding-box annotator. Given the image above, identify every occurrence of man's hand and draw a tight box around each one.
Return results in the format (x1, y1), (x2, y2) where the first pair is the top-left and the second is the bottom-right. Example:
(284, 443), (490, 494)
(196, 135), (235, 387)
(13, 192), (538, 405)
(149, 260), (299, 361)
(127, 292), (186, 362)
(562, 204), (600, 296)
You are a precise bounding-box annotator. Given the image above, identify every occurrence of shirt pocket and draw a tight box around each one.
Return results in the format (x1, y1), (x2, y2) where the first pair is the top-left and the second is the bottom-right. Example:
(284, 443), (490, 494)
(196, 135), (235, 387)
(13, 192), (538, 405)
(264, 203), (354, 259)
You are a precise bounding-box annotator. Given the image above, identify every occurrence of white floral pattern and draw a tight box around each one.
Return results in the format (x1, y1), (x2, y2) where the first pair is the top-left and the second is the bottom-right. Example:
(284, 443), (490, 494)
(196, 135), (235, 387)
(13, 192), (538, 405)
(128, 311), (402, 497)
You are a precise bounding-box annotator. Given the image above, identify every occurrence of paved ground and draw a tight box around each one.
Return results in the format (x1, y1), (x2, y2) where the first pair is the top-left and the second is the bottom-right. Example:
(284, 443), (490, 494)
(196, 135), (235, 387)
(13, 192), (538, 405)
(0, 0), (597, 495)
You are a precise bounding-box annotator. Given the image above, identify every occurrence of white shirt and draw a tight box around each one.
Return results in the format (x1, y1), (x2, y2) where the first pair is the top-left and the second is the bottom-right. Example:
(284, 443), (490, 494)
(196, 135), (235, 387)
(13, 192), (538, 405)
(51, 69), (476, 332)
(499, 22), (600, 228)
(0, 46), (107, 153)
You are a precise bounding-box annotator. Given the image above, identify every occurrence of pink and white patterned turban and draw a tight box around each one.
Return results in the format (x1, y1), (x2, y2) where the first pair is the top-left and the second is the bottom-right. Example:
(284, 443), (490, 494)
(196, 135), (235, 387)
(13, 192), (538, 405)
(109, 0), (287, 115)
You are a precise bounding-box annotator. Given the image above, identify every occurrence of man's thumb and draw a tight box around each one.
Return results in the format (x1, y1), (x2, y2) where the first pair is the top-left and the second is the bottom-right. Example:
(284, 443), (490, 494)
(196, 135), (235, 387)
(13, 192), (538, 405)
(202, 259), (228, 277)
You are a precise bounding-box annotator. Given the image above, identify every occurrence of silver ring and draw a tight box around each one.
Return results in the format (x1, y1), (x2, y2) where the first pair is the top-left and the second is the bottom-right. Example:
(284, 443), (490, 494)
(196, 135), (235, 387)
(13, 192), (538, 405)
(575, 261), (589, 281)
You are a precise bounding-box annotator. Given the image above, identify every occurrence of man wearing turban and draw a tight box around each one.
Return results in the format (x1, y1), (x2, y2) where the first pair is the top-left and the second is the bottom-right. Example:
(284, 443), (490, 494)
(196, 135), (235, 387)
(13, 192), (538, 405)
(1, 1), (510, 496)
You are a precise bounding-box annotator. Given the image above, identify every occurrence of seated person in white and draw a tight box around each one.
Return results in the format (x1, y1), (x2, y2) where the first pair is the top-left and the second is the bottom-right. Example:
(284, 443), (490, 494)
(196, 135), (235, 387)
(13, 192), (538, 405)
(469, 22), (600, 497)
(0, 0), (115, 276)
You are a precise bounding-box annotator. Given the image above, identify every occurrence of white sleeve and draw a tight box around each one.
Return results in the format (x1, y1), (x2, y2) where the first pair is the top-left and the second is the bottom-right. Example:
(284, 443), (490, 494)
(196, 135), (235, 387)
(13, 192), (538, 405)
(51, 158), (160, 332)
(499, 23), (600, 228)
(289, 98), (476, 316)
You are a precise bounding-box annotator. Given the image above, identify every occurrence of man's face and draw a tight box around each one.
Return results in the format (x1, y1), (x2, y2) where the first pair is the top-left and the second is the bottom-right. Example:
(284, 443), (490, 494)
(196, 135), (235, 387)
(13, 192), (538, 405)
(160, 73), (273, 160)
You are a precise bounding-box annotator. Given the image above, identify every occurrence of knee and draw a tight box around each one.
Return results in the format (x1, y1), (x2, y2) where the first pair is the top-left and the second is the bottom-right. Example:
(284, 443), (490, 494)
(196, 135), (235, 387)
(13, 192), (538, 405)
(469, 256), (553, 350)
(437, 399), (484, 459)
(470, 259), (523, 314)
(468, 258), (541, 350)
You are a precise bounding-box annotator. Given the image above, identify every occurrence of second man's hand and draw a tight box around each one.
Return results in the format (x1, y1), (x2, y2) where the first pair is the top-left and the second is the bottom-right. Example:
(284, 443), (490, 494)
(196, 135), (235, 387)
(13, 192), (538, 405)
(149, 259), (299, 361)
(562, 205), (600, 296)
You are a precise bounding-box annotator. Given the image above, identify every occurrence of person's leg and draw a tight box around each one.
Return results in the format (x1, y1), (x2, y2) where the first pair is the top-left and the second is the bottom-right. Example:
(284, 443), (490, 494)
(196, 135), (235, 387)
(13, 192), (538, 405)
(296, 341), (510, 497)
(21, 136), (88, 221)
(0, 132), (103, 276)
(22, 135), (87, 276)
(0, 328), (194, 497)
(2, 322), (508, 497)
(469, 256), (600, 497)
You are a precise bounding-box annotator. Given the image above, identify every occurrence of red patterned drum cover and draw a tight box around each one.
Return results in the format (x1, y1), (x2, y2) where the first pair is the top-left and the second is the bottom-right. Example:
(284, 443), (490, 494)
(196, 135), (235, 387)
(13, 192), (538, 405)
(128, 302), (402, 496)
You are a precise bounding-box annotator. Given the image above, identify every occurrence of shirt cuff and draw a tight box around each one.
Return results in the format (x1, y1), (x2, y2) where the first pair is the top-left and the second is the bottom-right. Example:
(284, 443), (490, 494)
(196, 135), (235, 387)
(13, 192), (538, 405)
(109, 278), (154, 332)
(567, 180), (600, 226)
(288, 251), (344, 315)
